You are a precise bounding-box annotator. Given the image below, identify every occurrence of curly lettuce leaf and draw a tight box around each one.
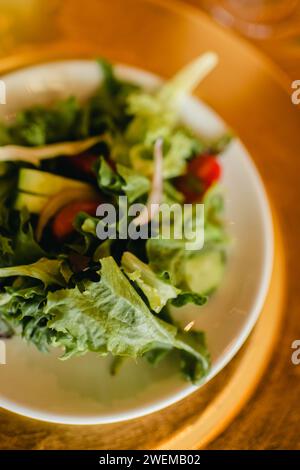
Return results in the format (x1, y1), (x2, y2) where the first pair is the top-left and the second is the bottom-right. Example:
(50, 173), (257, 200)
(10, 209), (46, 265)
(121, 251), (180, 313)
(0, 206), (47, 268)
(0, 59), (137, 152)
(117, 164), (150, 202)
(45, 256), (210, 382)
(161, 130), (203, 179)
(97, 156), (150, 202)
(97, 156), (123, 195)
(0, 283), (50, 351)
(0, 96), (81, 147)
(122, 251), (207, 313)
(72, 58), (139, 140)
(128, 129), (203, 179)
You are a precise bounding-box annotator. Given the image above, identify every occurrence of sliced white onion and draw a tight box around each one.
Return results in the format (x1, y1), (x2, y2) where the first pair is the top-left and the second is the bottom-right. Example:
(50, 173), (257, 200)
(132, 138), (163, 227)
(0, 135), (107, 164)
(36, 186), (100, 242)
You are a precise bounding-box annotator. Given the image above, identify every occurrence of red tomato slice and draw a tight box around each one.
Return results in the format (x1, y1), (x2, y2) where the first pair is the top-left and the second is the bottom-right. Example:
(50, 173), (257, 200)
(176, 155), (222, 203)
(189, 155), (221, 188)
(52, 200), (100, 241)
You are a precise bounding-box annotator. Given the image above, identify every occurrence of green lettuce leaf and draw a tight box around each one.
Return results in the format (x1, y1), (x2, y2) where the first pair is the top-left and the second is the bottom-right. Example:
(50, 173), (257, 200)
(122, 252), (207, 312)
(45, 256), (210, 382)
(1, 205), (45, 268)
(161, 130), (203, 179)
(147, 240), (186, 287)
(128, 129), (203, 179)
(147, 203), (205, 285)
(203, 184), (228, 248)
(171, 292), (207, 307)
(0, 258), (70, 287)
(0, 59), (137, 149)
(81, 59), (138, 138)
(178, 331), (210, 383)
(2, 96), (81, 146)
(117, 164), (150, 203)
(10, 209), (46, 265)
(97, 156), (123, 195)
(97, 156), (150, 202)
(121, 251), (180, 313)
(0, 283), (50, 351)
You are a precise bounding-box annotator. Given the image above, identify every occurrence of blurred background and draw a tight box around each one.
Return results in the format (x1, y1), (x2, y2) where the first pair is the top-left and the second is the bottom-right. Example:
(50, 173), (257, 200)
(189, 0), (300, 78)
(0, 0), (300, 79)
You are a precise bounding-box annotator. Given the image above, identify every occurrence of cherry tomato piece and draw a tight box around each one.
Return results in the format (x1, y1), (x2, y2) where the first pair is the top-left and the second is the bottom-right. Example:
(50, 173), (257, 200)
(52, 200), (100, 241)
(175, 155), (222, 203)
(189, 155), (221, 189)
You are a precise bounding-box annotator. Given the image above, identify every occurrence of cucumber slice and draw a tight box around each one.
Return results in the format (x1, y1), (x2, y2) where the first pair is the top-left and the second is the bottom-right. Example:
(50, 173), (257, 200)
(184, 250), (225, 295)
(18, 168), (90, 197)
(14, 192), (48, 214)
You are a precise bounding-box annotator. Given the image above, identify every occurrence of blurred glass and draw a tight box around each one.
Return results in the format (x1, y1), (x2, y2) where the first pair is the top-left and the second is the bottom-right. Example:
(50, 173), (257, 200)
(201, 0), (299, 38)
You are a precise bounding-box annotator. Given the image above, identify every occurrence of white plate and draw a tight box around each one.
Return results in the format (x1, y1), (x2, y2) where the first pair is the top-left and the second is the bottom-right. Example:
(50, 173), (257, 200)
(0, 61), (273, 424)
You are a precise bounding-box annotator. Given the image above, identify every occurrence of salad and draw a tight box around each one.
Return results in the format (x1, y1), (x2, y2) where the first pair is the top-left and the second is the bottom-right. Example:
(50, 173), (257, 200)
(0, 55), (230, 384)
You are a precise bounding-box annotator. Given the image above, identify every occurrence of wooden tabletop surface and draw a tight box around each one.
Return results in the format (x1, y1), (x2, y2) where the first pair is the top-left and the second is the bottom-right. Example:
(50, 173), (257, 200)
(0, 0), (299, 450)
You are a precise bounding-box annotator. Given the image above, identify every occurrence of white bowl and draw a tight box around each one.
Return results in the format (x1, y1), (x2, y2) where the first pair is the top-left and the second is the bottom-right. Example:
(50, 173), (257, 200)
(0, 61), (273, 424)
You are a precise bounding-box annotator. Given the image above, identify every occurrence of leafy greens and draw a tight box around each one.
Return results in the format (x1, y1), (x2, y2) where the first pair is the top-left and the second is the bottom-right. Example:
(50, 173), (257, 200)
(0, 56), (231, 384)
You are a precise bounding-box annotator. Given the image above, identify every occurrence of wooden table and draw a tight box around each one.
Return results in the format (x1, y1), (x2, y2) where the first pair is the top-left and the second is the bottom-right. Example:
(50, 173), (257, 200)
(0, 0), (299, 450)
